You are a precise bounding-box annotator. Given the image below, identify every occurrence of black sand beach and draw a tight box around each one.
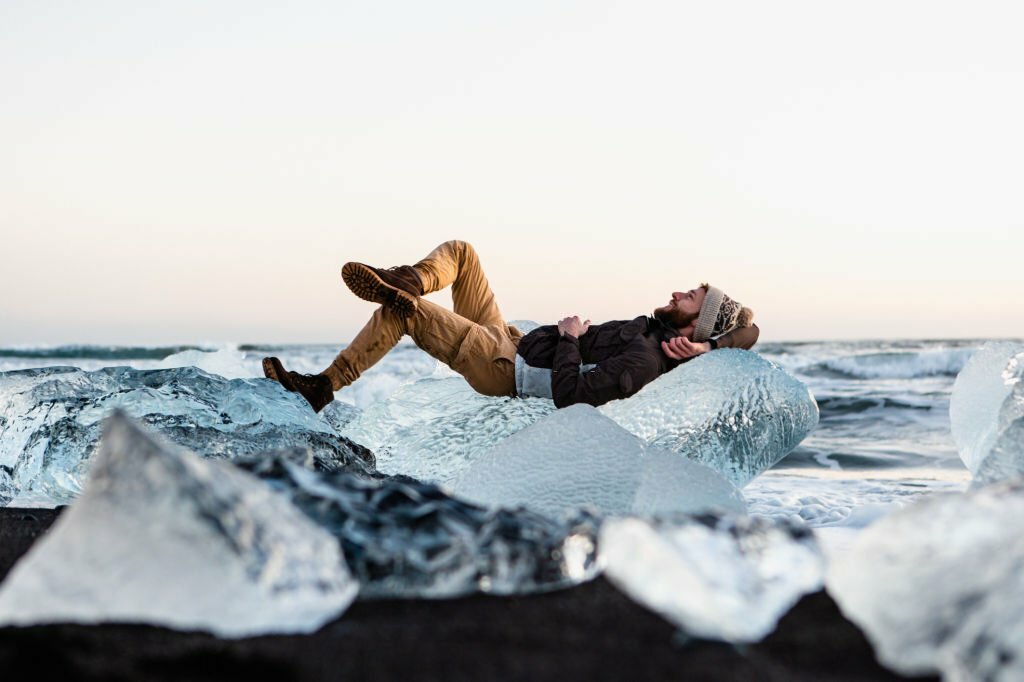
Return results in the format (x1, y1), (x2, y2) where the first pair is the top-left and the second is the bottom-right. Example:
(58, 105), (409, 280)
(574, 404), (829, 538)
(0, 508), (926, 681)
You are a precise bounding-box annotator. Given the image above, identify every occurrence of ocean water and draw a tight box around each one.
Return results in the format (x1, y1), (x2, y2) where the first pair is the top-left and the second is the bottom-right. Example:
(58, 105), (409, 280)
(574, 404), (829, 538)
(0, 338), (998, 552)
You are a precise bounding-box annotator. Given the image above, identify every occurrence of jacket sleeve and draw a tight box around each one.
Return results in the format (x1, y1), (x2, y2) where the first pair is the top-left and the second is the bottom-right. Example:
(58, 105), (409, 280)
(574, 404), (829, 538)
(715, 323), (760, 350)
(550, 335), (661, 408)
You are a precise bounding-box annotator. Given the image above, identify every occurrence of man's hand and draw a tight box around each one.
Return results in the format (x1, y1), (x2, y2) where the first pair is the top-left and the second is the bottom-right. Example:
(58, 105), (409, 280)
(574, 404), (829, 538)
(661, 336), (711, 360)
(557, 315), (591, 338)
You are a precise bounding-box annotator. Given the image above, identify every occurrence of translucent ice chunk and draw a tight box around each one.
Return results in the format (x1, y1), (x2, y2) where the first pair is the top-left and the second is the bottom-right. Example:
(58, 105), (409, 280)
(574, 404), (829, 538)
(0, 413), (358, 637)
(0, 366), (373, 506)
(454, 405), (744, 517)
(600, 515), (823, 642)
(342, 350), (817, 489)
(632, 446), (746, 516)
(950, 341), (1024, 483)
(602, 350), (819, 487)
(341, 377), (556, 487)
(240, 452), (601, 598)
(827, 479), (1024, 680)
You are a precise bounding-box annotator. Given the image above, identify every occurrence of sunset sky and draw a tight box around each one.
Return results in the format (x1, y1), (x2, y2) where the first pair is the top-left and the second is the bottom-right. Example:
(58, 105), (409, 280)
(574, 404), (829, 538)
(3, 1), (1022, 344)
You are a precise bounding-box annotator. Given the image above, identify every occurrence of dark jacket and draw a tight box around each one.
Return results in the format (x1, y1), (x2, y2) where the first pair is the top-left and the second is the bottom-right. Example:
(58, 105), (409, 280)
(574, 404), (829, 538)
(515, 316), (682, 408)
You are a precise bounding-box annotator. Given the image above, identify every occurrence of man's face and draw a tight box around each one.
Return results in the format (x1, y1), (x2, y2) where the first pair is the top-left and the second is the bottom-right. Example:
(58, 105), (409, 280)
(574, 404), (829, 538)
(653, 287), (706, 329)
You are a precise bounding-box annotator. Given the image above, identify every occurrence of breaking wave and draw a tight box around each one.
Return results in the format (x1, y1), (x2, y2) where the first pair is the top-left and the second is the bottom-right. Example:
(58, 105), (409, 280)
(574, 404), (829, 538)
(803, 349), (975, 380)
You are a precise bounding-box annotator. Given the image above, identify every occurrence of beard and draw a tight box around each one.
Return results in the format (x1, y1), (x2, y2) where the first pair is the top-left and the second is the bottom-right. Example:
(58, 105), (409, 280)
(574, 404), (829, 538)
(653, 304), (696, 329)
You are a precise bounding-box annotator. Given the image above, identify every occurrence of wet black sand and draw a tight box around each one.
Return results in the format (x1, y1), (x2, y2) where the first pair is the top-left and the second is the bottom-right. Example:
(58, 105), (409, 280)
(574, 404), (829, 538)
(0, 508), (926, 681)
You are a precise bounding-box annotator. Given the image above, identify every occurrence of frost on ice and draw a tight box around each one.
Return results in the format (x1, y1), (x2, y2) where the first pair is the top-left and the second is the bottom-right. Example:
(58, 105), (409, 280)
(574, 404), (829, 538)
(241, 453), (602, 599)
(600, 515), (823, 643)
(454, 405), (745, 517)
(950, 341), (1024, 484)
(343, 350), (818, 488)
(827, 479), (1024, 681)
(0, 412), (358, 637)
(0, 366), (374, 506)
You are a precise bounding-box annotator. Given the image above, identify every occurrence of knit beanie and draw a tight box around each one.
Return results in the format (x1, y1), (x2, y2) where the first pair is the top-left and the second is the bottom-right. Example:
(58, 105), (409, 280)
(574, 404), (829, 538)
(693, 285), (753, 343)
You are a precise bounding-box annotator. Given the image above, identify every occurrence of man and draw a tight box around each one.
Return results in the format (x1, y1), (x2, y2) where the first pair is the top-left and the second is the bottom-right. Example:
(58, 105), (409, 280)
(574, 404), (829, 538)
(262, 240), (758, 412)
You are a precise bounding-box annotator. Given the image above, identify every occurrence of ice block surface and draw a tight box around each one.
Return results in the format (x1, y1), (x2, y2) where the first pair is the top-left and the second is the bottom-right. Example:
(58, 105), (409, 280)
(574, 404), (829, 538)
(828, 478), (1024, 680)
(600, 514), (823, 642)
(949, 341), (1024, 483)
(0, 366), (373, 505)
(454, 405), (744, 517)
(0, 413), (358, 637)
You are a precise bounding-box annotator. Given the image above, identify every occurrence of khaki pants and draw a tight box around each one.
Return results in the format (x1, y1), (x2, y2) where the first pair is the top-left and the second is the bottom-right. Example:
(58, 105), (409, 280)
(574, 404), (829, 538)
(324, 240), (522, 397)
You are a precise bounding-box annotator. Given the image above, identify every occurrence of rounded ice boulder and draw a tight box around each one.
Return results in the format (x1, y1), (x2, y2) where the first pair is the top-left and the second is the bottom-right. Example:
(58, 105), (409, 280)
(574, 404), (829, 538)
(0, 365), (372, 506)
(344, 349), (818, 489)
(453, 405), (745, 517)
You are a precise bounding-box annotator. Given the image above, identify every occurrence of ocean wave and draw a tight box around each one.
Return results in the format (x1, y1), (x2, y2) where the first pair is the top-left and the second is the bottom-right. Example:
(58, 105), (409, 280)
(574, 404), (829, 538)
(0, 345), (209, 361)
(802, 349), (975, 380)
(815, 395), (932, 415)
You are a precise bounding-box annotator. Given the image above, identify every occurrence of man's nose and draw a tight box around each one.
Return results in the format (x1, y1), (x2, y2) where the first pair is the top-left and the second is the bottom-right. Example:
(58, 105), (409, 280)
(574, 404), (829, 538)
(671, 291), (683, 301)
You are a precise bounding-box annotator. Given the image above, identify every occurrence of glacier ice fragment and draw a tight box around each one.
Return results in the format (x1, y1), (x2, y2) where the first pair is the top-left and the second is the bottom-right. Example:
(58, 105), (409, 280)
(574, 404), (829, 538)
(0, 366), (373, 506)
(602, 349), (819, 487)
(950, 341), (1024, 484)
(0, 412), (358, 637)
(454, 405), (744, 517)
(343, 350), (817, 489)
(827, 478), (1024, 680)
(240, 452), (601, 598)
(600, 515), (823, 642)
(340, 377), (556, 487)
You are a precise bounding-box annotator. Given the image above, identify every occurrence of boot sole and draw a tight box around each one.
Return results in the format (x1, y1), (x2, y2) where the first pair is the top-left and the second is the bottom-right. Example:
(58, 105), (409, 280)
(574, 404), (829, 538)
(341, 262), (418, 318)
(262, 357), (282, 382)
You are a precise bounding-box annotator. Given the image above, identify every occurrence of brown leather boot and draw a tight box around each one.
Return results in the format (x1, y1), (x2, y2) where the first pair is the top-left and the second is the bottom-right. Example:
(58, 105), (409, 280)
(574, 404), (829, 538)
(341, 262), (424, 318)
(262, 357), (334, 413)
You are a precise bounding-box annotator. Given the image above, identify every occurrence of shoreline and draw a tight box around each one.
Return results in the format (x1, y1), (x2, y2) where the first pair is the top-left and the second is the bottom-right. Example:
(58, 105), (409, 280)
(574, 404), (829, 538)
(0, 508), (926, 681)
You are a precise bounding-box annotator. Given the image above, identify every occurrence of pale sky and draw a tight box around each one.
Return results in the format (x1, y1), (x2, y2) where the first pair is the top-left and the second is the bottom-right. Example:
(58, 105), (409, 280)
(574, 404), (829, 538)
(2, 0), (1022, 345)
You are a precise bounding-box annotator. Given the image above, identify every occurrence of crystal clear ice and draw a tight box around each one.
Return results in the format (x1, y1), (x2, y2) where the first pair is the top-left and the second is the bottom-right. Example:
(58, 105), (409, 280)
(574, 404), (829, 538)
(600, 514), (824, 642)
(454, 405), (745, 517)
(240, 451), (602, 599)
(602, 349), (820, 487)
(0, 366), (374, 505)
(949, 341), (1024, 483)
(827, 478), (1024, 680)
(344, 350), (818, 489)
(0, 413), (358, 637)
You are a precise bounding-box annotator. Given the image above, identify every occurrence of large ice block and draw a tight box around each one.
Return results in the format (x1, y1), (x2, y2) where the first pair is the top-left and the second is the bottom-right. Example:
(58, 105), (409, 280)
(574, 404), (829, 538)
(342, 350), (817, 489)
(240, 452), (601, 598)
(0, 413), (358, 637)
(0, 366), (374, 506)
(602, 349), (819, 487)
(341, 377), (556, 487)
(600, 515), (823, 642)
(827, 479), (1024, 680)
(949, 342), (1024, 483)
(453, 405), (744, 517)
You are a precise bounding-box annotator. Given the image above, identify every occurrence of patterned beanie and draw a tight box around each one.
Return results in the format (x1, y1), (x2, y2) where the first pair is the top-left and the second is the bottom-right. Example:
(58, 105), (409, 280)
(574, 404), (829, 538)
(693, 285), (752, 343)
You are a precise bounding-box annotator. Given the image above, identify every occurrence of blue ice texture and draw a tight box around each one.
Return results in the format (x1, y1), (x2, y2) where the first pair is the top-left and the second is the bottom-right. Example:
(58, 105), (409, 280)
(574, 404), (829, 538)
(454, 405), (745, 517)
(950, 341), (1024, 484)
(827, 477), (1024, 680)
(0, 413), (358, 637)
(601, 514), (823, 643)
(0, 366), (371, 506)
(343, 349), (818, 489)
